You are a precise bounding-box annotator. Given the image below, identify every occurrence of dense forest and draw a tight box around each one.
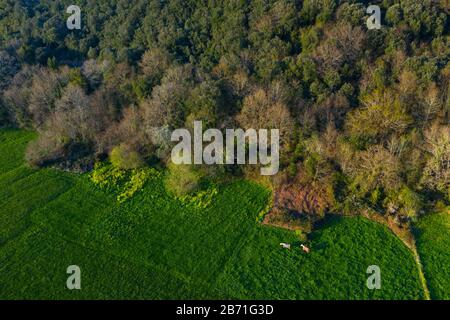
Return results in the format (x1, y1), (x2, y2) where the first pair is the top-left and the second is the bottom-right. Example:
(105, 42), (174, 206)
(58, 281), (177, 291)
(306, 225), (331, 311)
(0, 0), (448, 230)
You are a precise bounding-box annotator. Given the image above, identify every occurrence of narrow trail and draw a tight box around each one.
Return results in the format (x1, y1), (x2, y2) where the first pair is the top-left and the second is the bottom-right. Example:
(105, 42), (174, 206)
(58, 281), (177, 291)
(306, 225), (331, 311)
(410, 238), (431, 300)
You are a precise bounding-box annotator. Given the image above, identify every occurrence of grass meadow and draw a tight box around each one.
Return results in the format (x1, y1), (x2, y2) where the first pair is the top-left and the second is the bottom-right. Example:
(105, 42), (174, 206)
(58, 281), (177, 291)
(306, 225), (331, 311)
(0, 129), (430, 299)
(414, 211), (450, 300)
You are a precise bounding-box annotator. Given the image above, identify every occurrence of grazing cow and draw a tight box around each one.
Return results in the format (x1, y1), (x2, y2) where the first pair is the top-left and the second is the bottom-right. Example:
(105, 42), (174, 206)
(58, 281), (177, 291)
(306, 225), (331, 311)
(300, 244), (310, 253)
(280, 242), (291, 249)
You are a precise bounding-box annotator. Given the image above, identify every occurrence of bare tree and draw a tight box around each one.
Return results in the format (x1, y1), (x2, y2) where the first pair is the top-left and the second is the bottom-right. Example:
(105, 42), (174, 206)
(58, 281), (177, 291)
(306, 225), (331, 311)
(2, 65), (38, 127)
(81, 59), (109, 90)
(421, 123), (449, 194)
(237, 86), (295, 148)
(139, 48), (171, 78)
(28, 67), (69, 128)
(315, 23), (365, 74)
(354, 145), (402, 193)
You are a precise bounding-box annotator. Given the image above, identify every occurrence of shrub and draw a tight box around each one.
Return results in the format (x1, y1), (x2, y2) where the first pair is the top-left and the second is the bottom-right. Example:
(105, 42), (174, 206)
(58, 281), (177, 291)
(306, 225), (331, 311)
(164, 163), (202, 197)
(90, 162), (160, 202)
(90, 162), (127, 189)
(397, 186), (423, 219)
(294, 229), (307, 242)
(177, 185), (219, 209)
(256, 194), (273, 222)
(117, 168), (160, 203)
(110, 144), (144, 170)
(369, 187), (383, 207)
(25, 133), (65, 167)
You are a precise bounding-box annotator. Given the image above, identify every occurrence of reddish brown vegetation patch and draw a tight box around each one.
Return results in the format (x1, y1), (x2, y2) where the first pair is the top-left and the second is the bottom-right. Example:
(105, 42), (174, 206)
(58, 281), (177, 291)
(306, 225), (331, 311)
(263, 181), (332, 231)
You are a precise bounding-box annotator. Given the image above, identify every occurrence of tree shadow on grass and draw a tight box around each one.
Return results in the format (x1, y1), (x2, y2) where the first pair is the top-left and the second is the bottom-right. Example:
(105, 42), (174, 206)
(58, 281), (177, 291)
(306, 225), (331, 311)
(308, 214), (345, 250)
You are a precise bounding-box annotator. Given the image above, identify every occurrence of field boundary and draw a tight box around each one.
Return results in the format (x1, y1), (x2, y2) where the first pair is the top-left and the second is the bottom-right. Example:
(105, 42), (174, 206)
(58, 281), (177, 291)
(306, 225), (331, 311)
(410, 238), (431, 300)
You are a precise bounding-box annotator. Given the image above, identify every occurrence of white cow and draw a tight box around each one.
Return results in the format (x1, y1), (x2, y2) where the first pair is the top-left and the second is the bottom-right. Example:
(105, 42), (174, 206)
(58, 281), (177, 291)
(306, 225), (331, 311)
(300, 244), (310, 253)
(280, 242), (291, 249)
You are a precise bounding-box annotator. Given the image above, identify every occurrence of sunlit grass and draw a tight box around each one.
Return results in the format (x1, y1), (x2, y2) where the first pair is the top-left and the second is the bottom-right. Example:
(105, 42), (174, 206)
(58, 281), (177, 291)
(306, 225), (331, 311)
(414, 210), (450, 299)
(0, 130), (425, 299)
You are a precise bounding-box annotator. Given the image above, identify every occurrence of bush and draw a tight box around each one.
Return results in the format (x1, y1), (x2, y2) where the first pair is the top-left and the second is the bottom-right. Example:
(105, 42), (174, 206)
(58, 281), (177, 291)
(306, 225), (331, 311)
(90, 162), (160, 202)
(397, 186), (423, 219)
(164, 163), (203, 197)
(294, 229), (307, 242)
(110, 144), (144, 169)
(177, 185), (219, 209)
(25, 133), (65, 167)
(90, 162), (128, 189)
(117, 168), (158, 203)
(256, 194), (273, 222)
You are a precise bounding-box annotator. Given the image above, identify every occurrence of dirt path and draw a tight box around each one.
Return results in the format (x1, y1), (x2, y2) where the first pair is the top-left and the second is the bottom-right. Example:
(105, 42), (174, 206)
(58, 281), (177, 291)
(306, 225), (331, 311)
(410, 238), (431, 300)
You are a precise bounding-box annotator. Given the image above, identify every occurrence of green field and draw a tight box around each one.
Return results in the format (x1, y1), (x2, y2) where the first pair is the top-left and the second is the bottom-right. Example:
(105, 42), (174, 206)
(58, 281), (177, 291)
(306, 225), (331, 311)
(0, 129), (427, 299)
(414, 211), (450, 300)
